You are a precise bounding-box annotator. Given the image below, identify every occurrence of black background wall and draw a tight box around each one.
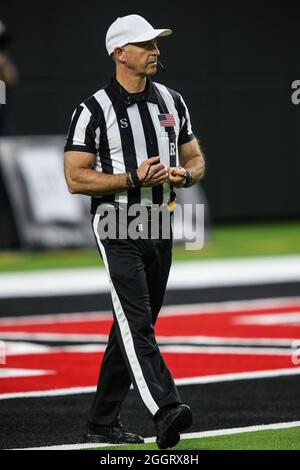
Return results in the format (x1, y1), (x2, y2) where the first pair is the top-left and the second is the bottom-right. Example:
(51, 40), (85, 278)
(1, 0), (300, 222)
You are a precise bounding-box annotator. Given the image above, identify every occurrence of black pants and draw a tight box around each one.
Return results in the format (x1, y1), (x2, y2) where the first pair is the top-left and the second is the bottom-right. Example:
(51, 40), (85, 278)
(89, 206), (181, 426)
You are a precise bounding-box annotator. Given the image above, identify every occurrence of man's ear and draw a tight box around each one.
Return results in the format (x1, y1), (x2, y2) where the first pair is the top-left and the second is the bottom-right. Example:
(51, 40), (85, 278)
(114, 47), (126, 64)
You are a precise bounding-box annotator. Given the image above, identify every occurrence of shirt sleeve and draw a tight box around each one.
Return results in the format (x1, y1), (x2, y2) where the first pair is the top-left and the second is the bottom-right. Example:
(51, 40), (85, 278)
(64, 104), (98, 154)
(177, 94), (195, 146)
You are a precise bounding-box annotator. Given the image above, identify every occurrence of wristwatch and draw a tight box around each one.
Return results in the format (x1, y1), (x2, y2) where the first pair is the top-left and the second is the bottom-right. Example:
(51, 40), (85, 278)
(126, 170), (141, 188)
(126, 172), (134, 188)
(183, 169), (193, 188)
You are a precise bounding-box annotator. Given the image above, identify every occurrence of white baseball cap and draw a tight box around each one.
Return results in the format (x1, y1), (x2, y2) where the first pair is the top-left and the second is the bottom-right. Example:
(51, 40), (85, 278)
(105, 14), (172, 55)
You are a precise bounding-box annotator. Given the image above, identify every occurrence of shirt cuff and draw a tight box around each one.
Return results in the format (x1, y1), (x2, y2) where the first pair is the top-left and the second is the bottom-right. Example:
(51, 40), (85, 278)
(178, 132), (195, 146)
(64, 143), (96, 154)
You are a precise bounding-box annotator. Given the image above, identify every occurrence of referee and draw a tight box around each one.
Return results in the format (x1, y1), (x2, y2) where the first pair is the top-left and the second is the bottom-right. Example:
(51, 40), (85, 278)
(64, 14), (205, 449)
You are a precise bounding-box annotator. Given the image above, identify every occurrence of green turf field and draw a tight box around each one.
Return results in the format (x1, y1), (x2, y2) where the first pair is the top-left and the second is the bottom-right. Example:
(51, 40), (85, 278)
(0, 221), (299, 272)
(85, 426), (300, 450)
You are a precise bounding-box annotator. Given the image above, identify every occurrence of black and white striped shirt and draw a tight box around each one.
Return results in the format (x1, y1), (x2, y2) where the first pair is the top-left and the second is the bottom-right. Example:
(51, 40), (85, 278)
(65, 76), (194, 213)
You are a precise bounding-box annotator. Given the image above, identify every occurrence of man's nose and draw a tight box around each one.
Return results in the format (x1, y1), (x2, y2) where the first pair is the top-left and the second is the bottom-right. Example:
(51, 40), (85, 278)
(153, 45), (160, 56)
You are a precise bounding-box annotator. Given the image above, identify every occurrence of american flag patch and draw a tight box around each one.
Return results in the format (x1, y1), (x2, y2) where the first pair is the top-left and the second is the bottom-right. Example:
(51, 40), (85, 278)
(158, 114), (176, 127)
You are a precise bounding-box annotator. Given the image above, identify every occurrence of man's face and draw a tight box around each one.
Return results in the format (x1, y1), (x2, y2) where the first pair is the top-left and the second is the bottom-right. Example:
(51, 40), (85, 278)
(119, 39), (160, 76)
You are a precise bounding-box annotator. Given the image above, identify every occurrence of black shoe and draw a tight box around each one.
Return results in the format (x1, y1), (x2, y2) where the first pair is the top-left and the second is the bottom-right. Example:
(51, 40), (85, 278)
(85, 423), (144, 444)
(155, 404), (193, 449)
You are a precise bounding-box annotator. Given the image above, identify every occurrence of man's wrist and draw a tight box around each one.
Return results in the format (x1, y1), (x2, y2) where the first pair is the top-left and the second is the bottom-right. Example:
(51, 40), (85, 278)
(126, 170), (141, 188)
(183, 169), (193, 188)
(126, 171), (134, 188)
(131, 169), (142, 187)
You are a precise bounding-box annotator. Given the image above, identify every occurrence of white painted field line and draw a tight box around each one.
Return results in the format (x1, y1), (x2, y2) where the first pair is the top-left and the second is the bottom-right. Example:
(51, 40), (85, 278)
(0, 332), (110, 342)
(160, 297), (300, 317)
(0, 368), (56, 378)
(0, 332), (298, 347)
(235, 312), (300, 325)
(1, 255), (300, 298)
(158, 336), (298, 346)
(11, 420), (300, 450)
(182, 420), (300, 439)
(2, 342), (108, 356)
(169, 255), (300, 289)
(0, 311), (113, 325)
(159, 345), (295, 356)
(1, 367), (300, 400)
(0, 334), (295, 356)
(174, 367), (300, 385)
(0, 386), (97, 400)
(1, 339), (297, 356)
(0, 267), (109, 298)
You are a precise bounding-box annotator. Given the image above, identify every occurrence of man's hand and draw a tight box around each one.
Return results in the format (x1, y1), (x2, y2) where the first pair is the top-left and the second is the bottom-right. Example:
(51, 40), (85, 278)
(167, 166), (186, 188)
(137, 156), (169, 187)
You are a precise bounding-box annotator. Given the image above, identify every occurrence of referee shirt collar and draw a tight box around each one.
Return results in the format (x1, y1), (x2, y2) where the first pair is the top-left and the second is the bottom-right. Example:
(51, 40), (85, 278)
(109, 75), (159, 107)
